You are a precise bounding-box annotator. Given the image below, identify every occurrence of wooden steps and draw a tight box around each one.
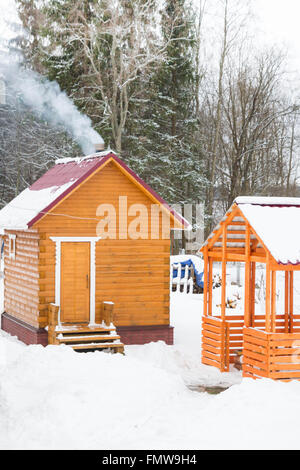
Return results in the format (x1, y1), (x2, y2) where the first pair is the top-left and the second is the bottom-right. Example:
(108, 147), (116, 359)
(56, 326), (115, 334)
(70, 343), (123, 351)
(58, 335), (120, 343)
(54, 324), (124, 354)
(48, 303), (124, 354)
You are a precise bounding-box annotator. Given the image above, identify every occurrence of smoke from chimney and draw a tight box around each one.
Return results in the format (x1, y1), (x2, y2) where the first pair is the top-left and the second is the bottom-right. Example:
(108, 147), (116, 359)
(0, 74), (6, 105)
(0, 63), (104, 155)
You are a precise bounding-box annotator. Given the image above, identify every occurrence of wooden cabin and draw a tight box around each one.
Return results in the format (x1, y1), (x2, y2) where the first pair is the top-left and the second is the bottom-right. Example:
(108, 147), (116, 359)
(201, 196), (300, 381)
(0, 149), (186, 351)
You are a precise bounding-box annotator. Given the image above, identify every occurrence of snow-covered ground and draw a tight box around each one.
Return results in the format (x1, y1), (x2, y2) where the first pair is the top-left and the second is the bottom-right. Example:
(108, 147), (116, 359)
(128, 292), (241, 388)
(1, 269), (300, 449)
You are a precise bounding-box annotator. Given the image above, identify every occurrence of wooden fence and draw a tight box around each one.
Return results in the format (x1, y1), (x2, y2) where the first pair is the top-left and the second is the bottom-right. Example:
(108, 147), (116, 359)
(202, 313), (300, 375)
(202, 316), (230, 372)
(170, 263), (194, 294)
(243, 327), (300, 381)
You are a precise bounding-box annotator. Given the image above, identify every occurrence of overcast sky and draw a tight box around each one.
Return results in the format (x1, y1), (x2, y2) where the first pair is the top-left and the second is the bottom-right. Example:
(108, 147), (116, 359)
(1, 0), (300, 73)
(0, 0), (18, 40)
(254, 0), (300, 73)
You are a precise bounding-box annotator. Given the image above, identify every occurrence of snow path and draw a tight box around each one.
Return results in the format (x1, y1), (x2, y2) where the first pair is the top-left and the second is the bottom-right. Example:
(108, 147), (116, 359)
(127, 293), (241, 388)
(1, 283), (300, 449)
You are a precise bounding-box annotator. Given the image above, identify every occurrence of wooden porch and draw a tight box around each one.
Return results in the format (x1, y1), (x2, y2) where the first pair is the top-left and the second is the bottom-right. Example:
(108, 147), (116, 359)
(48, 302), (124, 354)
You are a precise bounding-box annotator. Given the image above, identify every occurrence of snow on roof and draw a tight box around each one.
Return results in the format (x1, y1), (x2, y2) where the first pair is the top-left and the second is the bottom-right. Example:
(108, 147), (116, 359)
(0, 151), (188, 231)
(237, 200), (300, 264)
(0, 182), (76, 231)
(235, 196), (300, 206)
(54, 149), (111, 165)
(0, 152), (111, 230)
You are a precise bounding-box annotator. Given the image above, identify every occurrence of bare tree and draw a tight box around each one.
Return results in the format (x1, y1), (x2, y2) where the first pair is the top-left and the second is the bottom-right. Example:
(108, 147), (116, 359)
(194, 0), (207, 117)
(204, 0), (250, 233)
(218, 49), (298, 205)
(39, 0), (179, 153)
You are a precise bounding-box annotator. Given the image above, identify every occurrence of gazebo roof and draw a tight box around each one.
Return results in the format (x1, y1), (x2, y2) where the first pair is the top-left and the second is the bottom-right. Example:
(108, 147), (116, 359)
(202, 196), (300, 265)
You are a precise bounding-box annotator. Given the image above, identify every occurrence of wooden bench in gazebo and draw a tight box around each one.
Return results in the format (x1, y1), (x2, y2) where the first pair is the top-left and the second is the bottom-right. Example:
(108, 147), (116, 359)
(200, 196), (300, 381)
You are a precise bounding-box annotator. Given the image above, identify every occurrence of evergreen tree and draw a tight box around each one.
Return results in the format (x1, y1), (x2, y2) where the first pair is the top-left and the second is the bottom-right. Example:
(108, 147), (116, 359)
(126, 0), (207, 206)
(15, 0), (208, 207)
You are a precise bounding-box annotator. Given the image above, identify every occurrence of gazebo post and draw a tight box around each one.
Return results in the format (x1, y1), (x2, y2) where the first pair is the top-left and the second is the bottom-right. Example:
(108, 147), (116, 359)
(289, 271), (294, 333)
(208, 257), (213, 316)
(203, 246), (208, 316)
(285, 271), (289, 333)
(271, 270), (276, 332)
(244, 223), (251, 327)
(221, 224), (227, 321)
(265, 254), (271, 332)
(250, 262), (256, 327)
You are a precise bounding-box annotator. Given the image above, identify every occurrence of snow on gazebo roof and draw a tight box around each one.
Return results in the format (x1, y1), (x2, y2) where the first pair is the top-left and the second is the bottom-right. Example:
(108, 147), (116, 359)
(236, 197), (300, 265)
(235, 196), (300, 206)
(202, 196), (300, 265)
(0, 151), (188, 232)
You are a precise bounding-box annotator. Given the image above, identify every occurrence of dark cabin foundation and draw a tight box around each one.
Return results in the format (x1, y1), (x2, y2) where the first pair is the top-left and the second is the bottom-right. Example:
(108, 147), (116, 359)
(1, 312), (48, 346)
(1, 312), (174, 346)
(116, 325), (174, 345)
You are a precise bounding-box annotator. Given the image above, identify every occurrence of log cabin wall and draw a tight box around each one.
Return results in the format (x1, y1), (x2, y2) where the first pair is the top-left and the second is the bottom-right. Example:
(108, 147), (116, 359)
(3, 229), (40, 328)
(35, 161), (171, 330)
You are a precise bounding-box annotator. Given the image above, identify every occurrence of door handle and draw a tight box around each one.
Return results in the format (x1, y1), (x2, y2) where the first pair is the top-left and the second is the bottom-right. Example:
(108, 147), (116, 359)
(86, 274), (89, 289)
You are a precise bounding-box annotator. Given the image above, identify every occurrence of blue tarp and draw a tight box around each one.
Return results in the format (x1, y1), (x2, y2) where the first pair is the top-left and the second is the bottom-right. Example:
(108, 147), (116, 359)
(172, 259), (204, 288)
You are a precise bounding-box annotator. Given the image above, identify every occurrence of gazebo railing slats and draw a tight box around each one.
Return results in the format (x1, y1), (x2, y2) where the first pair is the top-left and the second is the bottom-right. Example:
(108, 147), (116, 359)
(243, 327), (300, 380)
(202, 314), (300, 369)
(202, 316), (229, 372)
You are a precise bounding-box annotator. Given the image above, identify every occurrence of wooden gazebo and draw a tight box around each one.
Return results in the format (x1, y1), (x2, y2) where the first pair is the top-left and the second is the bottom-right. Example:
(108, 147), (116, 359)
(201, 197), (300, 381)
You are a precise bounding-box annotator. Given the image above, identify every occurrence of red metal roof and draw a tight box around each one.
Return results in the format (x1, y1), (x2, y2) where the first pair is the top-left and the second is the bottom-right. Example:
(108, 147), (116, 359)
(30, 155), (108, 190)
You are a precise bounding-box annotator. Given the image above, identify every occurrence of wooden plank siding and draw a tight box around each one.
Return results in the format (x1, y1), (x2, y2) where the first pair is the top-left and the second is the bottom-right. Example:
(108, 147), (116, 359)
(3, 229), (40, 328)
(35, 161), (172, 328)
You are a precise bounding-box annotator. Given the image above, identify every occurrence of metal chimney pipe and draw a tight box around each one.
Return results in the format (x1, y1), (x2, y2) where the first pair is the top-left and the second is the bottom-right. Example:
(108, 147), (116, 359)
(95, 142), (105, 152)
